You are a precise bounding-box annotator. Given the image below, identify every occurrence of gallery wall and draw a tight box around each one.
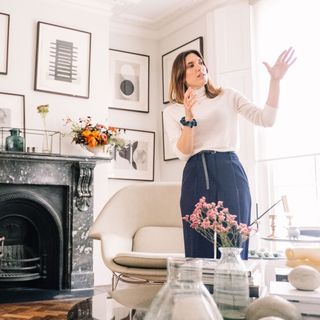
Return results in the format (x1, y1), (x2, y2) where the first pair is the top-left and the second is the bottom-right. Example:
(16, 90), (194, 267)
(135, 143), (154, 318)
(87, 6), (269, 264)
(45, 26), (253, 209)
(0, 0), (117, 285)
(0, 0), (253, 286)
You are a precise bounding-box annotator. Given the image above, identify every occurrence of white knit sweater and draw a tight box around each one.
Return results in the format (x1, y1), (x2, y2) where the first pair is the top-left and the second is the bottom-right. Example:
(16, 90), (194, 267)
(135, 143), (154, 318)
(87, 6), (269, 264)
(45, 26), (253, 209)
(163, 87), (277, 160)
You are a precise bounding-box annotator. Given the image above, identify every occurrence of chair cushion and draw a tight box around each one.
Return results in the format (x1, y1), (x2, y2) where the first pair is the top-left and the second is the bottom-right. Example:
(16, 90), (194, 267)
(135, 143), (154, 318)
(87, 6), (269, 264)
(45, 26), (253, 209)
(113, 251), (184, 268)
(132, 226), (184, 253)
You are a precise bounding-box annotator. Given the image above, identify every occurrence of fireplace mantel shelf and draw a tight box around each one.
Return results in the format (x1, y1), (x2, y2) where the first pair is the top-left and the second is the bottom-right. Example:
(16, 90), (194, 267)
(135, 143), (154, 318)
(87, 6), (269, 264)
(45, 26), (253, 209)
(0, 151), (112, 162)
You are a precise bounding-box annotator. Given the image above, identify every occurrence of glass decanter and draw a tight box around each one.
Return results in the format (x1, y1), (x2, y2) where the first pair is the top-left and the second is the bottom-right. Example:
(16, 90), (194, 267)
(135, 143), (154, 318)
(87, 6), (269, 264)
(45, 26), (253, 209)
(213, 247), (249, 320)
(5, 128), (25, 152)
(144, 257), (223, 320)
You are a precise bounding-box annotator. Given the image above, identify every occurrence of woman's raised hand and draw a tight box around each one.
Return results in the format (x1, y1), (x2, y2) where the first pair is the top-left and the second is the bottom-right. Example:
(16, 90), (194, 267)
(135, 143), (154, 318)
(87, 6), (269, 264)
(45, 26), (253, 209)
(263, 47), (296, 81)
(183, 87), (197, 119)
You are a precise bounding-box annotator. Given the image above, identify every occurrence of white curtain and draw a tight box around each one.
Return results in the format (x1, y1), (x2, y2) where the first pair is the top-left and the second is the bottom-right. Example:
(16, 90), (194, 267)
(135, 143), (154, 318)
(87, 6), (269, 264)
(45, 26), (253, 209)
(252, 0), (320, 228)
(253, 0), (320, 159)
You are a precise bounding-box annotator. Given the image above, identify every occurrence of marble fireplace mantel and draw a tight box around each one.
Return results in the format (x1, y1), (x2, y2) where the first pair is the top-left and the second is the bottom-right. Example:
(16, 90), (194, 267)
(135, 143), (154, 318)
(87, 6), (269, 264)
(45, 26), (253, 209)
(0, 152), (105, 289)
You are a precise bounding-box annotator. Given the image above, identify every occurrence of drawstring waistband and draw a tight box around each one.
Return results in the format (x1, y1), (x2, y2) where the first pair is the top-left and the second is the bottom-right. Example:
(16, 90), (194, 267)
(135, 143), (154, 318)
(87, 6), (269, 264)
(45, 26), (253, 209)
(201, 152), (210, 190)
(200, 151), (218, 190)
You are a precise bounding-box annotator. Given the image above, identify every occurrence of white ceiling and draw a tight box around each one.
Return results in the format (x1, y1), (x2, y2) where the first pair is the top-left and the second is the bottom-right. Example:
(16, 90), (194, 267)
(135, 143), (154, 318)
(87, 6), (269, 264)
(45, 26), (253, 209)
(63, 0), (224, 37)
(108, 0), (208, 28)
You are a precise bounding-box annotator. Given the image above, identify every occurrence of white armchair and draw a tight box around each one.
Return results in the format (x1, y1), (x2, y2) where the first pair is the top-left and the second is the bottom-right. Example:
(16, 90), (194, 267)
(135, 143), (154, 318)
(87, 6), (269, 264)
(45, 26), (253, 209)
(89, 182), (185, 289)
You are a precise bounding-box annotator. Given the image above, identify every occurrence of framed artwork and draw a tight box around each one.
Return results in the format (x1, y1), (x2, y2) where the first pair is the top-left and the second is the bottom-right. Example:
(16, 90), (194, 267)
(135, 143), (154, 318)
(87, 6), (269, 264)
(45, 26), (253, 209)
(0, 13), (10, 75)
(0, 92), (25, 151)
(161, 111), (178, 161)
(109, 128), (155, 181)
(34, 21), (91, 98)
(109, 49), (150, 113)
(162, 36), (203, 104)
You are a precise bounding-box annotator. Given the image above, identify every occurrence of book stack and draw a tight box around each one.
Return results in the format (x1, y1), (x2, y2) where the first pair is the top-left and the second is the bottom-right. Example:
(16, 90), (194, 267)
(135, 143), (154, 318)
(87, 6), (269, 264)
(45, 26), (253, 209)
(201, 258), (264, 298)
(269, 281), (320, 318)
(275, 267), (291, 282)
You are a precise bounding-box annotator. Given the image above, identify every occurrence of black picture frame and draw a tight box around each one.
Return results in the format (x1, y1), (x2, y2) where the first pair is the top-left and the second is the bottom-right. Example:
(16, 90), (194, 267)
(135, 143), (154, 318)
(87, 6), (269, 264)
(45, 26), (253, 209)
(109, 48), (150, 113)
(0, 13), (10, 75)
(161, 36), (204, 104)
(34, 21), (91, 98)
(108, 128), (155, 181)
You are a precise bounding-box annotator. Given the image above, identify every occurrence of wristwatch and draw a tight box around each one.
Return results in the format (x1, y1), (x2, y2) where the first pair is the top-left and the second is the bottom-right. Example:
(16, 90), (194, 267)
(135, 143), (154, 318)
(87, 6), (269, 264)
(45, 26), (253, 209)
(180, 116), (197, 128)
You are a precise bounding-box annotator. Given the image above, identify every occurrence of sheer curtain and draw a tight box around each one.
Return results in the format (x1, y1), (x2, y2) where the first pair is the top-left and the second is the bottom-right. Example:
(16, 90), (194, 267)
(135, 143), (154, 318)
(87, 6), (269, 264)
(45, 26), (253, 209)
(252, 0), (320, 229)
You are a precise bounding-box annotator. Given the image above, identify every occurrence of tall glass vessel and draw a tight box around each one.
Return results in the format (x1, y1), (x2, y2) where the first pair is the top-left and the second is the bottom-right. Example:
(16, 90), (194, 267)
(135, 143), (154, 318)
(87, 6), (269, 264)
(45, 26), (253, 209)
(144, 257), (223, 320)
(213, 247), (249, 320)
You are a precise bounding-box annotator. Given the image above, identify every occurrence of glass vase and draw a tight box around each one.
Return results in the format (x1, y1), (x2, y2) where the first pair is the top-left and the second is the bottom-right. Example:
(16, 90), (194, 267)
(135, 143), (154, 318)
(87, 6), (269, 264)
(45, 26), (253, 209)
(41, 116), (50, 153)
(83, 144), (114, 158)
(213, 247), (249, 320)
(144, 257), (223, 320)
(5, 128), (25, 152)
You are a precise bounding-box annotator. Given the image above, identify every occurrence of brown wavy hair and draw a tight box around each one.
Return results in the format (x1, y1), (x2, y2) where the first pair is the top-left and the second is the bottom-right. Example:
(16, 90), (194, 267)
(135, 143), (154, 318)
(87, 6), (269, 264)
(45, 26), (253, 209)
(168, 49), (222, 104)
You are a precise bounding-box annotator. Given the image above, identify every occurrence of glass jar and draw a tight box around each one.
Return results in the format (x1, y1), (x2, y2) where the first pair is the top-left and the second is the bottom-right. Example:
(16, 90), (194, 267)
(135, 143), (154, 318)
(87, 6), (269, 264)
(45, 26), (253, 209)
(213, 247), (249, 320)
(144, 257), (223, 320)
(5, 128), (24, 152)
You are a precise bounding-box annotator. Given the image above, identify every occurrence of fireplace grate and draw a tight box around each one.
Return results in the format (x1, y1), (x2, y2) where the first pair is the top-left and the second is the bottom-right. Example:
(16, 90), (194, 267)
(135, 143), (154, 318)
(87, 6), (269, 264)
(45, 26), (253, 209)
(0, 240), (43, 282)
(0, 256), (42, 282)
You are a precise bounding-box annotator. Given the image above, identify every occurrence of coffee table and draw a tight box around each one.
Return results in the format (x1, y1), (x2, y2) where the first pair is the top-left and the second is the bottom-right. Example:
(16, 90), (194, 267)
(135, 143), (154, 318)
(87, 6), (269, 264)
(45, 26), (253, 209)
(69, 284), (162, 320)
(69, 259), (264, 319)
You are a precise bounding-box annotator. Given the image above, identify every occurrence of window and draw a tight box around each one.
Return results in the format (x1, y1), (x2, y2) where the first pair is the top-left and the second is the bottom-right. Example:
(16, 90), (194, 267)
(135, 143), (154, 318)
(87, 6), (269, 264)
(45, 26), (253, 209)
(252, 0), (320, 230)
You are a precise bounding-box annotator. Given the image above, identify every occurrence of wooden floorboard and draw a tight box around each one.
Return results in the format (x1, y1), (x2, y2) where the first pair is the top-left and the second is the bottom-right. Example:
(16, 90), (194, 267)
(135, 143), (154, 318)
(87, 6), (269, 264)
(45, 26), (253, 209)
(0, 297), (88, 320)
(0, 285), (110, 319)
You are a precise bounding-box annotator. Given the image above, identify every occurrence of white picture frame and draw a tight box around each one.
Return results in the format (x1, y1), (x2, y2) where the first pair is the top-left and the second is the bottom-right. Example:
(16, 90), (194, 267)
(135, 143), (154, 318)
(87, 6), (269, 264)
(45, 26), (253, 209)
(109, 128), (155, 181)
(109, 49), (150, 113)
(161, 111), (178, 161)
(35, 22), (91, 98)
(0, 13), (10, 75)
(162, 37), (203, 104)
(0, 92), (25, 151)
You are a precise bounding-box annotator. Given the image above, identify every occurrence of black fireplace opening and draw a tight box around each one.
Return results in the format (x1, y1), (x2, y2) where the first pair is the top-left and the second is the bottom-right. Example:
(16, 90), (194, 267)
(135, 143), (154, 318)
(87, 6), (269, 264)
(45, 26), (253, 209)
(0, 184), (68, 290)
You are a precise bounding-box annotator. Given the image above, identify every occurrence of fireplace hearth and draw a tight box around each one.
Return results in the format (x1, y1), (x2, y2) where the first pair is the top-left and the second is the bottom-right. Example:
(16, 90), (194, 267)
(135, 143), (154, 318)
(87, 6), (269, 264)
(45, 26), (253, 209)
(0, 152), (98, 291)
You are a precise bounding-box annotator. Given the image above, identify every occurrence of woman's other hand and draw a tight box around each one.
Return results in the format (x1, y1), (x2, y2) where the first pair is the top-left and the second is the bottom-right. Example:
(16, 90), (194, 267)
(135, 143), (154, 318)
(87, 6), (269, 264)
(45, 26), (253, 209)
(263, 47), (297, 81)
(183, 87), (197, 120)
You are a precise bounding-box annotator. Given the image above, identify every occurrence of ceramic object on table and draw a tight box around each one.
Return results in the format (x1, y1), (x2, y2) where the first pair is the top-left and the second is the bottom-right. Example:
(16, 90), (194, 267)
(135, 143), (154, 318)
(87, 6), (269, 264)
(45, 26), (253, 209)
(288, 265), (320, 290)
(245, 295), (302, 320)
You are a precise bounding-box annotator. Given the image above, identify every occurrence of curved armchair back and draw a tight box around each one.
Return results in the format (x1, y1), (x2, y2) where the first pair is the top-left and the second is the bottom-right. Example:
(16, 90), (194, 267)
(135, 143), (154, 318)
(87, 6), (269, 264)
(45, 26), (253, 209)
(89, 182), (184, 286)
(90, 181), (182, 239)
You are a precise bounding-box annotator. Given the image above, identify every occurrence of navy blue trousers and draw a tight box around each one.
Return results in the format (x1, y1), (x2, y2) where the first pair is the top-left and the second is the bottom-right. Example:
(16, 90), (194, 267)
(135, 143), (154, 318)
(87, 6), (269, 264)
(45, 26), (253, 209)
(180, 151), (251, 260)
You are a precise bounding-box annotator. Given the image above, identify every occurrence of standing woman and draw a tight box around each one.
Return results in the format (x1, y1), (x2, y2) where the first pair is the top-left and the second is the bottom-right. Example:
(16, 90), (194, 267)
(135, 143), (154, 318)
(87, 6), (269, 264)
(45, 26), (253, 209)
(163, 48), (296, 259)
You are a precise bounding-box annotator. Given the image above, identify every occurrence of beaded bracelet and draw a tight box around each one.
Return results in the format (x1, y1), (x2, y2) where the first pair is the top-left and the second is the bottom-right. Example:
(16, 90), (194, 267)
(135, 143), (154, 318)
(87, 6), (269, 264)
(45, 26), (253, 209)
(180, 116), (198, 128)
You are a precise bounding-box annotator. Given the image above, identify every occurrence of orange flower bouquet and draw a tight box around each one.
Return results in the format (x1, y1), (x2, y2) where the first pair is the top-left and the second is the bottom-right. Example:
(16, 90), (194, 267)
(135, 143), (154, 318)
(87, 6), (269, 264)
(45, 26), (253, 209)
(64, 116), (125, 149)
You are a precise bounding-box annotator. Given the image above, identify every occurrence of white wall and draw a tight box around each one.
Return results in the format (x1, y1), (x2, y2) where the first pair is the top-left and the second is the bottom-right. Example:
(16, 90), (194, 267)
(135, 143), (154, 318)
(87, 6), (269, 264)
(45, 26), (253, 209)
(0, 0), (255, 286)
(93, 32), (161, 285)
(0, 0), (110, 139)
(207, 1), (256, 198)
(158, 16), (208, 182)
(0, 0), (114, 286)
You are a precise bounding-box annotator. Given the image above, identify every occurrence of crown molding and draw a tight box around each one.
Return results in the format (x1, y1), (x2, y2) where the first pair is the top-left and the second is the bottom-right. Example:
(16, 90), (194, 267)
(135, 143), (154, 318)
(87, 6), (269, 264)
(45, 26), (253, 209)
(110, 0), (243, 39)
(53, 0), (113, 16)
(46, 0), (247, 38)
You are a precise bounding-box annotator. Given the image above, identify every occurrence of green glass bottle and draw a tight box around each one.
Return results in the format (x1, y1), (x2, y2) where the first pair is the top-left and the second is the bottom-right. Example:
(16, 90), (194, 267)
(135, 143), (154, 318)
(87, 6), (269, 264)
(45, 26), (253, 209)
(5, 128), (25, 152)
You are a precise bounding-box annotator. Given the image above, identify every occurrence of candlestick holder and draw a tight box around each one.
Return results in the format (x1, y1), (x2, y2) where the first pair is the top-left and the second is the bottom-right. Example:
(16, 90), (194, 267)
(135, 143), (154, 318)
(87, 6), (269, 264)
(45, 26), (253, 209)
(268, 213), (277, 238)
(286, 213), (293, 228)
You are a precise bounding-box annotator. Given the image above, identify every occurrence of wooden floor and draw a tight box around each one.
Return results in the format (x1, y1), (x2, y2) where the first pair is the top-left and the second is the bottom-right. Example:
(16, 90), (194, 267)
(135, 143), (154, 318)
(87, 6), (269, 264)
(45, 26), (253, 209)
(0, 298), (84, 320)
(0, 285), (111, 320)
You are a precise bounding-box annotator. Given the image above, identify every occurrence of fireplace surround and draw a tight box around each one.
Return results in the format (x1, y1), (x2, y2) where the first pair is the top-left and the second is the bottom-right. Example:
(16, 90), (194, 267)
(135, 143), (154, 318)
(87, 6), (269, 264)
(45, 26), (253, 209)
(0, 152), (97, 290)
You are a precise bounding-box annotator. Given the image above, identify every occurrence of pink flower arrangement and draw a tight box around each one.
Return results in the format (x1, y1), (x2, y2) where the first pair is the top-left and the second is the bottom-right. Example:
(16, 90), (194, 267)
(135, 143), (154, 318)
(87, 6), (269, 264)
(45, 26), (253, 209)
(183, 197), (252, 247)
